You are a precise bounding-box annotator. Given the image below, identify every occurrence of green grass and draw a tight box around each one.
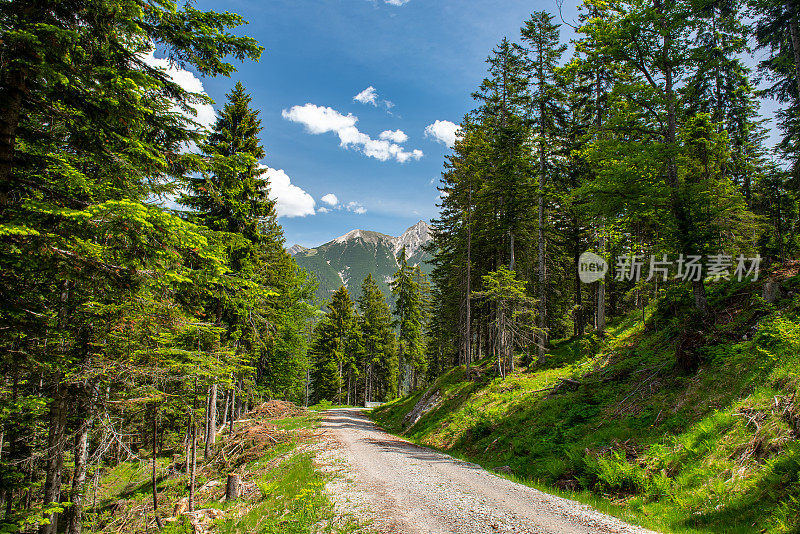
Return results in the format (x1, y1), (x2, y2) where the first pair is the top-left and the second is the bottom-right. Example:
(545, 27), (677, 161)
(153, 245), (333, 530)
(372, 277), (800, 534)
(215, 452), (360, 534)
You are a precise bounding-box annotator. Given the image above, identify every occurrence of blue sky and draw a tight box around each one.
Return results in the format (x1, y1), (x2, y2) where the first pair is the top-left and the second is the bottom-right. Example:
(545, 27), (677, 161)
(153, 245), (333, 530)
(184, 0), (582, 247)
(159, 0), (779, 249)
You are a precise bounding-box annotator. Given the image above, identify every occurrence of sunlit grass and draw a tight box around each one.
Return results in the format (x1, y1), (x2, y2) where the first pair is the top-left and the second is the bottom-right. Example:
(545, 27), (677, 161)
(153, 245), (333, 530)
(372, 279), (800, 533)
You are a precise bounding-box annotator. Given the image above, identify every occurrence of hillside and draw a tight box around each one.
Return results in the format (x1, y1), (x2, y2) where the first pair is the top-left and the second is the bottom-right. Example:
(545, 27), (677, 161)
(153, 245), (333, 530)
(372, 268), (800, 533)
(88, 402), (364, 534)
(290, 221), (432, 303)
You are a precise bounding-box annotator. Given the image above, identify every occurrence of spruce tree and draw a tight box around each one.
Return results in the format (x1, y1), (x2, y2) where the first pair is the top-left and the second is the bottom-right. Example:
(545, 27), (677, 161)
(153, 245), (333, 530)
(391, 247), (427, 392)
(358, 275), (398, 402)
(520, 11), (567, 361)
(311, 286), (357, 404)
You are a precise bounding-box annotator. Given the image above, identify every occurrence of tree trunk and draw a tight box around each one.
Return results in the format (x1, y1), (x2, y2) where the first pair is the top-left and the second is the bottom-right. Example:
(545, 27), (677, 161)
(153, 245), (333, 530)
(594, 56), (607, 335)
(184, 418), (191, 475)
(229, 383), (236, 434)
(537, 158), (547, 362)
(189, 380), (198, 512)
(337, 361), (343, 405)
(4, 371), (19, 519)
(537, 96), (548, 363)
(788, 8), (800, 96)
(573, 226), (584, 336)
(658, 0), (709, 318)
(465, 179), (473, 377)
(39, 389), (67, 534)
(65, 395), (93, 534)
(65, 427), (89, 534)
(150, 404), (163, 529)
(220, 389), (229, 430)
(189, 417), (196, 513)
(692, 280), (710, 314)
(0, 66), (27, 203)
(205, 384), (217, 459)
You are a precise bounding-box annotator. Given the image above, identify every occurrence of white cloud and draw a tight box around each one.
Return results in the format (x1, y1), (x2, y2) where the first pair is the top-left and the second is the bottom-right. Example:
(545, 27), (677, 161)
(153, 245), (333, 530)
(424, 120), (461, 149)
(379, 129), (408, 143)
(346, 201), (367, 215)
(282, 103), (423, 163)
(385, 0), (411, 5)
(281, 104), (357, 135)
(263, 166), (316, 218)
(317, 206), (330, 214)
(321, 193), (339, 206)
(354, 86), (378, 106)
(139, 49), (216, 132)
(353, 86), (394, 111)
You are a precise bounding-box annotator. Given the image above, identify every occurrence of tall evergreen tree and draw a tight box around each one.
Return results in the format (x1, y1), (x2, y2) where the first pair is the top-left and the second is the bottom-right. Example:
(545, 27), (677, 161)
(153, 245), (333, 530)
(310, 286), (357, 404)
(359, 275), (398, 402)
(521, 11), (567, 359)
(391, 247), (428, 392)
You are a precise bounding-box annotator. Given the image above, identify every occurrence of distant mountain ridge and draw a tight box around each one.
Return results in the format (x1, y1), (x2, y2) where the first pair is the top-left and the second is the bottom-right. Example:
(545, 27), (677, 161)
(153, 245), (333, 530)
(290, 221), (432, 302)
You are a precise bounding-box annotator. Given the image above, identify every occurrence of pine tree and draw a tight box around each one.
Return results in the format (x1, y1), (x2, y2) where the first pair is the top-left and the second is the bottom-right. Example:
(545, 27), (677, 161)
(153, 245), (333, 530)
(310, 286), (357, 404)
(473, 267), (540, 376)
(359, 275), (398, 402)
(521, 11), (567, 361)
(391, 247), (427, 392)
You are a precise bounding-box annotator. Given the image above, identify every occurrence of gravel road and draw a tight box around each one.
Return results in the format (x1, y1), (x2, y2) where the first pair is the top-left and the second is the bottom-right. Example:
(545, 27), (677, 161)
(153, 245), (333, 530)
(320, 408), (657, 534)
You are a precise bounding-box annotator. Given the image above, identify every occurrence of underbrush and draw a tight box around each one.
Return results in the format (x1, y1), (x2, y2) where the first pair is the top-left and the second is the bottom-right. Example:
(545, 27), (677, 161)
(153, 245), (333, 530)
(372, 272), (800, 533)
(91, 406), (361, 534)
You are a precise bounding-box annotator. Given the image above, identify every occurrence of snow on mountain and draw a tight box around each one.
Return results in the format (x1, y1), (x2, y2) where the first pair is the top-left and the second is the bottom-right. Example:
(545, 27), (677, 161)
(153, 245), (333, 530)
(330, 221), (430, 258)
(393, 220), (431, 258)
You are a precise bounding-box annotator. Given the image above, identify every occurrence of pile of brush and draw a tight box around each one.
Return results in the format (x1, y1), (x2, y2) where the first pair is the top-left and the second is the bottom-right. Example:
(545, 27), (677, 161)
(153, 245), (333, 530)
(215, 401), (306, 467)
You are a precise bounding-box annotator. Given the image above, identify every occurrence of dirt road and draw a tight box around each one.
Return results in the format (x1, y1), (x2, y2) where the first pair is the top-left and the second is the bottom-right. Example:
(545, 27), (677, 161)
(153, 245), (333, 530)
(320, 408), (656, 534)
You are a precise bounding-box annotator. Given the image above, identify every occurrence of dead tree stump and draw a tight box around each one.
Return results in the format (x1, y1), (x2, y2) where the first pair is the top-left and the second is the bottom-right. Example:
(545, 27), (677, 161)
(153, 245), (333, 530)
(225, 474), (240, 501)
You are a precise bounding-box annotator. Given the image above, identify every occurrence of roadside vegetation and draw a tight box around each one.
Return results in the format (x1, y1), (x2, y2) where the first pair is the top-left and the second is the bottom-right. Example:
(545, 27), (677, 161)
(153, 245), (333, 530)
(86, 402), (360, 534)
(373, 270), (800, 534)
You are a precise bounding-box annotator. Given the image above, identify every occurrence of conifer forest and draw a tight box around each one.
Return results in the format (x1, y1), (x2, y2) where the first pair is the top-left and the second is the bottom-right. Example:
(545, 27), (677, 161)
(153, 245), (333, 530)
(3, 0), (800, 532)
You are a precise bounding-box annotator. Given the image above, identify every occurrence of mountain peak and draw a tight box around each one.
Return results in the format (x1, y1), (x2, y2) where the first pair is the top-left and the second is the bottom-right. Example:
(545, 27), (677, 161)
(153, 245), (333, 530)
(287, 244), (309, 256)
(332, 228), (394, 246)
(292, 221), (433, 302)
(333, 228), (363, 243)
(394, 220), (431, 257)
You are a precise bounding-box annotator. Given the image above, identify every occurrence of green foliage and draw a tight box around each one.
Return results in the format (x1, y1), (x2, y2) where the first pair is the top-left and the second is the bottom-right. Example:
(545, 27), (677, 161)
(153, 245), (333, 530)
(359, 274), (399, 402)
(391, 247), (429, 392)
(373, 278), (800, 533)
(310, 286), (358, 404)
(0, 2), (315, 529)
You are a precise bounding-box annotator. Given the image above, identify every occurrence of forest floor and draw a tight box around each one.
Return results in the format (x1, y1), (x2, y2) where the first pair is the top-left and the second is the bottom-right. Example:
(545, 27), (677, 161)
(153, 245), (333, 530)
(372, 268), (800, 533)
(319, 407), (654, 534)
(90, 401), (365, 534)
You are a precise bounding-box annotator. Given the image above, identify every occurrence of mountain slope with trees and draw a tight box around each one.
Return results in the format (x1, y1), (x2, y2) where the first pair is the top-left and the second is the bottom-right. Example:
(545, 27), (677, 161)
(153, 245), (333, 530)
(291, 221), (432, 303)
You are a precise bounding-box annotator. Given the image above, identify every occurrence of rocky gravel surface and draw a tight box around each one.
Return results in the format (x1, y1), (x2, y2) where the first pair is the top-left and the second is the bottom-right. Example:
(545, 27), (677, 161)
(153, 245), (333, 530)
(318, 408), (658, 534)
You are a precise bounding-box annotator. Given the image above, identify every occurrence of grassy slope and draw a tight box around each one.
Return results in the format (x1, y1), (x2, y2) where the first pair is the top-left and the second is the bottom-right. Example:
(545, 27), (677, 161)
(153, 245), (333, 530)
(92, 409), (362, 534)
(373, 274), (800, 534)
